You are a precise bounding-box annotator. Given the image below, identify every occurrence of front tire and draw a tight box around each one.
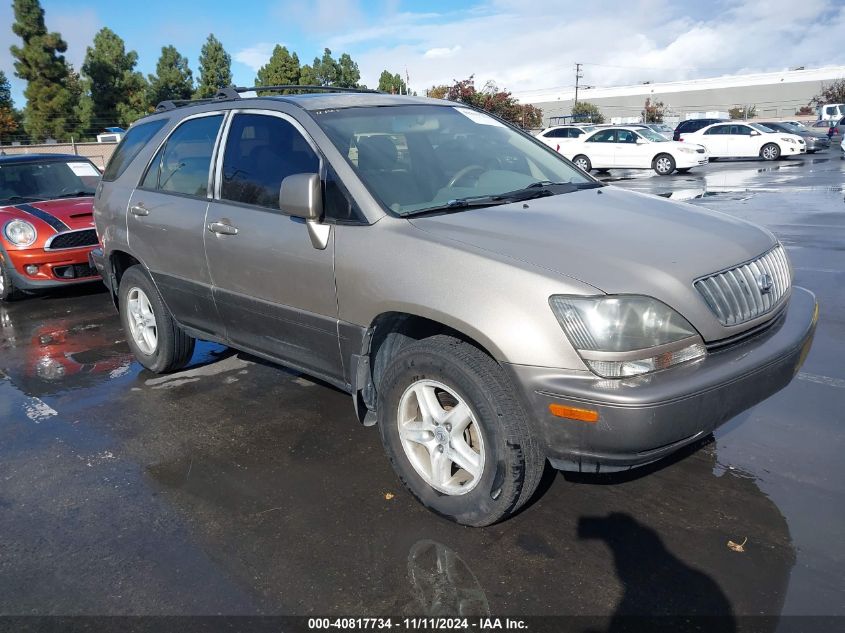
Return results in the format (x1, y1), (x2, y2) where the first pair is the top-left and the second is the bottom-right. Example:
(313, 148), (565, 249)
(653, 153), (676, 175)
(0, 256), (24, 302)
(118, 265), (195, 373)
(377, 335), (544, 527)
(761, 143), (780, 161)
(572, 155), (592, 172)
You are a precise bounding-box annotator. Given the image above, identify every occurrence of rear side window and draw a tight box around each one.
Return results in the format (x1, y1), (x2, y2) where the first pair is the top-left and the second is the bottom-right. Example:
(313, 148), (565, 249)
(141, 114), (223, 197)
(220, 113), (319, 210)
(102, 119), (168, 182)
(588, 130), (615, 143)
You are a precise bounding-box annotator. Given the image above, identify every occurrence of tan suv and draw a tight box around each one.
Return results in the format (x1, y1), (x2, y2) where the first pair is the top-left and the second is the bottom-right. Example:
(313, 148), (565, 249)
(91, 87), (817, 526)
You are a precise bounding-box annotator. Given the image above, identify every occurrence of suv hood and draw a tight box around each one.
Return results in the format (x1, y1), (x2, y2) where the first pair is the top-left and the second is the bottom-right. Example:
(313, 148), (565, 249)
(409, 186), (777, 340)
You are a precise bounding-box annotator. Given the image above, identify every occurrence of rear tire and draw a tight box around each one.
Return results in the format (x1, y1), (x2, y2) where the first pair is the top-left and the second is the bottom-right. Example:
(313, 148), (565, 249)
(0, 256), (24, 302)
(761, 143), (780, 161)
(118, 265), (194, 373)
(377, 335), (544, 527)
(572, 155), (592, 172)
(653, 153), (676, 175)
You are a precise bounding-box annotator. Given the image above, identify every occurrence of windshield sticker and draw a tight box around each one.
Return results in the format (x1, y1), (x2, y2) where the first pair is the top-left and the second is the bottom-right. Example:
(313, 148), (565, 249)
(453, 107), (505, 127)
(67, 162), (100, 177)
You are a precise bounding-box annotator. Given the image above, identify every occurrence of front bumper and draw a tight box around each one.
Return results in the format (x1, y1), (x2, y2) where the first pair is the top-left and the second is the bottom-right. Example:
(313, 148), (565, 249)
(675, 152), (708, 168)
(505, 287), (818, 473)
(806, 137), (830, 151)
(2, 245), (100, 290)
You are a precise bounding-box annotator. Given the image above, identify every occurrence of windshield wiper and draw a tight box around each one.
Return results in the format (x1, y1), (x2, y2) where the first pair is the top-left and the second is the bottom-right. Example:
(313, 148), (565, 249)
(1, 195), (48, 203)
(403, 181), (603, 217)
(54, 190), (95, 199)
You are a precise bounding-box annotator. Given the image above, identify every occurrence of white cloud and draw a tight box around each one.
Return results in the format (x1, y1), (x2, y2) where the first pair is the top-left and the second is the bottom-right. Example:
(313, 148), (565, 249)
(234, 43), (276, 72)
(331, 0), (845, 100)
(424, 46), (461, 59)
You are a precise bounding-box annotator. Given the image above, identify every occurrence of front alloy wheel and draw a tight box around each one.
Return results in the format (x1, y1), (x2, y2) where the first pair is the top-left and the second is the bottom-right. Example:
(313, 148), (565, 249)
(654, 154), (676, 175)
(761, 143), (780, 161)
(397, 379), (485, 495)
(377, 335), (544, 526)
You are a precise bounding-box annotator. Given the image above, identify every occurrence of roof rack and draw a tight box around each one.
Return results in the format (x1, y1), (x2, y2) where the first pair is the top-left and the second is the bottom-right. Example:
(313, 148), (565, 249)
(234, 84), (380, 95)
(155, 84), (381, 112)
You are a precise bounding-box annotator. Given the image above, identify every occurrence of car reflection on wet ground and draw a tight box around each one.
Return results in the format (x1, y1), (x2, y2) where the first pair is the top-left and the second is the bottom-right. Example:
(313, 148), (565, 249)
(0, 156), (843, 625)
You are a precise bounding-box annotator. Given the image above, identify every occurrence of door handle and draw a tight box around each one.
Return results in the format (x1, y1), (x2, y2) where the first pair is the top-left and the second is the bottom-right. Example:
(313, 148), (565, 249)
(207, 221), (238, 236)
(130, 204), (149, 216)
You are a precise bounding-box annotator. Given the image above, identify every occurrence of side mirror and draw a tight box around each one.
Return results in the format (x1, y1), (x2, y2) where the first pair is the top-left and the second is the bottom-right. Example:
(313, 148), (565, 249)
(279, 173), (322, 220)
(750, 130), (761, 136)
(636, 138), (647, 144)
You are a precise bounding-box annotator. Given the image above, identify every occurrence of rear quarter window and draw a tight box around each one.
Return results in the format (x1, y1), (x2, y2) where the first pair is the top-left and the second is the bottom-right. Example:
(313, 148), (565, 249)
(102, 118), (169, 182)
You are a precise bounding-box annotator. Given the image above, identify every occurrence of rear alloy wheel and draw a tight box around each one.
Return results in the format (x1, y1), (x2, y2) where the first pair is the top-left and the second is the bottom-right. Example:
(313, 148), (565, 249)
(761, 143), (780, 161)
(653, 153), (676, 175)
(118, 265), (195, 373)
(572, 155), (592, 172)
(0, 256), (24, 302)
(377, 335), (544, 527)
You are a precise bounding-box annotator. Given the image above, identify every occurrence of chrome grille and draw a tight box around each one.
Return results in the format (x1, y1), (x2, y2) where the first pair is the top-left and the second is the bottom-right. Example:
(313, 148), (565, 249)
(695, 245), (791, 326)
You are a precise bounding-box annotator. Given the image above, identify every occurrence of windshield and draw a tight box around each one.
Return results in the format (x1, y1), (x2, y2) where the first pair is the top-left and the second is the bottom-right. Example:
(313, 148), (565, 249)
(0, 160), (99, 205)
(313, 105), (594, 216)
(750, 123), (776, 133)
(778, 122), (803, 134)
(637, 129), (668, 142)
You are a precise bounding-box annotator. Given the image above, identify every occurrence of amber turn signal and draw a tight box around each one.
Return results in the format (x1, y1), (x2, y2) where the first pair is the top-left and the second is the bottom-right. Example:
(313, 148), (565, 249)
(548, 403), (599, 423)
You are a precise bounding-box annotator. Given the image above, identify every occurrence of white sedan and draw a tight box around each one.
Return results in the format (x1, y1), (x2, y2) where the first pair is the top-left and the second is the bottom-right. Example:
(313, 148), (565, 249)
(535, 125), (597, 152)
(560, 126), (709, 175)
(680, 122), (805, 160)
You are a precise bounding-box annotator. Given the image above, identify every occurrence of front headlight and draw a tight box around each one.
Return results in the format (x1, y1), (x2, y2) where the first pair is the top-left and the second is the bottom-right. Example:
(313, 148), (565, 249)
(549, 295), (706, 378)
(678, 147), (697, 154)
(781, 137), (796, 144)
(3, 219), (37, 247)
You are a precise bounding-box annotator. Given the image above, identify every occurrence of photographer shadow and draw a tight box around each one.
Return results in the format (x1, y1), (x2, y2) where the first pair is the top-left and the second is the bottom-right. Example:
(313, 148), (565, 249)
(579, 512), (736, 633)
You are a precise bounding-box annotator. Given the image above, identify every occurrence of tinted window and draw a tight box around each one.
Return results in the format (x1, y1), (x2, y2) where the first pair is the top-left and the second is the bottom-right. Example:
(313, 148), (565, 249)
(142, 115), (222, 197)
(732, 125), (752, 135)
(705, 125), (729, 135)
(588, 130), (615, 143)
(102, 118), (168, 182)
(544, 128), (566, 138)
(221, 114), (320, 210)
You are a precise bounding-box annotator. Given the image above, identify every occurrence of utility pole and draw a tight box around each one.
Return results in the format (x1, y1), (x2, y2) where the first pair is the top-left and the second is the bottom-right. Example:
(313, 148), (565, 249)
(574, 63), (583, 106)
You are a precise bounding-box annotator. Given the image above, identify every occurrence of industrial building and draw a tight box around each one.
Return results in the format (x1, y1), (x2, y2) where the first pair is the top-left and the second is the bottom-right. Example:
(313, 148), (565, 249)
(518, 66), (845, 126)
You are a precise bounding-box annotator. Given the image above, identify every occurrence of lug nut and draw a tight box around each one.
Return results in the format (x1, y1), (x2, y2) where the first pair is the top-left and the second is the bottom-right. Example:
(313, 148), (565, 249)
(436, 445), (444, 453)
(445, 423), (452, 432)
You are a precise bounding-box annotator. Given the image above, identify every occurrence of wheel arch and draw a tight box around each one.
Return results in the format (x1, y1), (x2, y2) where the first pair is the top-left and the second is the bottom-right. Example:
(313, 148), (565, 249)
(106, 249), (144, 308)
(350, 309), (505, 425)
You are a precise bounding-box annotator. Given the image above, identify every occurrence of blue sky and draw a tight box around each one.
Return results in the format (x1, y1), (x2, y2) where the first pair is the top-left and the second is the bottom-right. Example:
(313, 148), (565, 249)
(2, 0), (844, 110)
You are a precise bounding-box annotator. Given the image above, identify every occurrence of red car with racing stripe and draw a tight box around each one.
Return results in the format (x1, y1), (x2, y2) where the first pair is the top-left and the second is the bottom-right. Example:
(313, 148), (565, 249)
(0, 153), (102, 301)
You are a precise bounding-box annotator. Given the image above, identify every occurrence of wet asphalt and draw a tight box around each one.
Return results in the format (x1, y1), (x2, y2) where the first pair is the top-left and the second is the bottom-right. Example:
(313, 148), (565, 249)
(0, 152), (843, 624)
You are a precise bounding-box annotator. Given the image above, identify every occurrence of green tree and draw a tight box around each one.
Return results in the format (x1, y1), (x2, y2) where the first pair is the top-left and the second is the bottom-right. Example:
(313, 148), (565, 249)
(312, 48), (339, 86)
(9, 0), (77, 140)
(0, 70), (20, 142)
(82, 27), (149, 128)
(148, 45), (194, 105)
(194, 34), (232, 98)
(641, 97), (665, 123)
(571, 101), (604, 123)
(65, 65), (93, 140)
(810, 78), (845, 108)
(256, 45), (300, 93)
(378, 70), (407, 94)
(299, 64), (318, 86)
(336, 53), (360, 88)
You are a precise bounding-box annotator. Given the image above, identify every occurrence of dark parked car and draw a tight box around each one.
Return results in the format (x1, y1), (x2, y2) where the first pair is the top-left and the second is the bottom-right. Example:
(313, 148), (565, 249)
(673, 118), (728, 141)
(758, 121), (830, 153)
